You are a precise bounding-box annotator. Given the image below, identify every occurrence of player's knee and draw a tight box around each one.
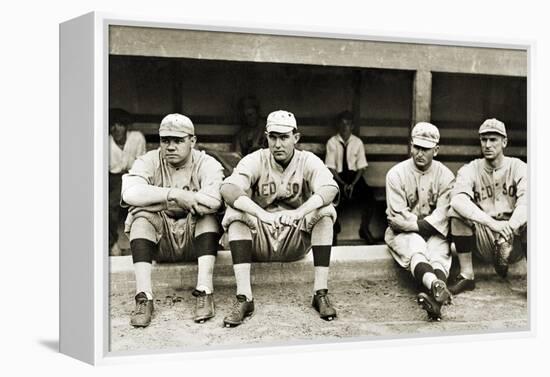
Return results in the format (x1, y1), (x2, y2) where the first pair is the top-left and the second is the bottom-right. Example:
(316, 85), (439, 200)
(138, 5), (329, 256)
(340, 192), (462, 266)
(227, 221), (253, 241)
(451, 217), (473, 237)
(311, 216), (334, 245)
(195, 214), (221, 235)
(129, 217), (158, 243)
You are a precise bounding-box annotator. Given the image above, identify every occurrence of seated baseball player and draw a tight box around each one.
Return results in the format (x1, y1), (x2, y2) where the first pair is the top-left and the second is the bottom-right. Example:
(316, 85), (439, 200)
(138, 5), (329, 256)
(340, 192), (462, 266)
(385, 122), (455, 321)
(325, 110), (376, 244)
(448, 118), (527, 295)
(121, 113), (224, 327)
(220, 110), (340, 327)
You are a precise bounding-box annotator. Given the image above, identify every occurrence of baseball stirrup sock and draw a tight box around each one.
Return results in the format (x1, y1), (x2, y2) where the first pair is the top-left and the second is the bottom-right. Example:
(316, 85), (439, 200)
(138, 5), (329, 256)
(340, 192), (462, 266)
(314, 267), (329, 292)
(434, 269), (447, 283)
(134, 262), (153, 300)
(229, 240), (253, 264)
(453, 235), (475, 254)
(131, 238), (156, 264)
(195, 232), (219, 257)
(196, 255), (215, 294)
(233, 263), (253, 300)
(312, 245), (331, 267)
(413, 262), (436, 288)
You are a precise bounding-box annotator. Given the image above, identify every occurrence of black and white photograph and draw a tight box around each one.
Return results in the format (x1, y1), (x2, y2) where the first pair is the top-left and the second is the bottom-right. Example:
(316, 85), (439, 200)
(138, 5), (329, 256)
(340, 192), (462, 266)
(106, 22), (528, 354)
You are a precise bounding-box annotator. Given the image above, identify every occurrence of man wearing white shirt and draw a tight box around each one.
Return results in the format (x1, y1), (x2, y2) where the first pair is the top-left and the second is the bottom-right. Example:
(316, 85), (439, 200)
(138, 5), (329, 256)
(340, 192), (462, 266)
(325, 111), (375, 244)
(109, 108), (146, 255)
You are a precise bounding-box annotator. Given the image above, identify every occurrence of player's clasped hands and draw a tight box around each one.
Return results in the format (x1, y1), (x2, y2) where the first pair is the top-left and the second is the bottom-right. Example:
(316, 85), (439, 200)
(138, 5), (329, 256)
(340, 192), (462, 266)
(169, 189), (201, 215)
(258, 209), (302, 229)
(277, 209), (303, 227)
(489, 219), (514, 241)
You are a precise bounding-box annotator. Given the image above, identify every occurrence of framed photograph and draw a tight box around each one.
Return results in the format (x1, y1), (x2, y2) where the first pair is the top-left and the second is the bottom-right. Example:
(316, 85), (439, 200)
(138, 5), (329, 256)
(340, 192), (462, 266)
(60, 12), (530, 365)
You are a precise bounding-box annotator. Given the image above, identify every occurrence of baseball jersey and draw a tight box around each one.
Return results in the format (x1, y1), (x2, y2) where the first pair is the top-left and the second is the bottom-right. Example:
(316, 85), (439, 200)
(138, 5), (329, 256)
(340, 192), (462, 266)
(451, 156), (527, 230)
(386, 159), (455, 237)
(121, 148), (224, 208)
(109, 130), (146, 174)
(223, 148), (339, 210)
(325, 134), (368, 173)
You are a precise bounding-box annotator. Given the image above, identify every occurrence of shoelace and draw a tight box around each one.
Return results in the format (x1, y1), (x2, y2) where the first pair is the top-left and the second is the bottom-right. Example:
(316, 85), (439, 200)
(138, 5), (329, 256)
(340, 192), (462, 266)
(230, 299), (245, 316)
(196, 294), (206, 309)
(318, 294), (331, 307)
(135, 300), (148, 315)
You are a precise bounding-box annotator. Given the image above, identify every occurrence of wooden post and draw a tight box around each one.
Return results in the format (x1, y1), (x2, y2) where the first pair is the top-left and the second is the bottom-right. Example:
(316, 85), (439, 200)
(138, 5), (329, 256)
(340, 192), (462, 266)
(172, 60), (183, 114)
(352, 69), (362, 136)
(412, 70), (432, 126)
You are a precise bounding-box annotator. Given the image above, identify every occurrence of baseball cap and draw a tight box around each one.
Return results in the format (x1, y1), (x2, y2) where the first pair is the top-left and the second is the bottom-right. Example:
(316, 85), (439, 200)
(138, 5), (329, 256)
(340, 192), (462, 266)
(159, 113), (195, 137)
(411, 122), (440, 148)
(479, 118), (507, 137)
(266, 110), (297, 134)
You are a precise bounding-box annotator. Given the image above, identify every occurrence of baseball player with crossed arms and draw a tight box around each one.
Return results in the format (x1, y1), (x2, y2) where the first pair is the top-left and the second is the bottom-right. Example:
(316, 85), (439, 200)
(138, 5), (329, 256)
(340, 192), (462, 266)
(385, 122), (455, 321)
(121, 113), (224, 327)
(219, 110), (339, 327)
(448, 118), (527, 295)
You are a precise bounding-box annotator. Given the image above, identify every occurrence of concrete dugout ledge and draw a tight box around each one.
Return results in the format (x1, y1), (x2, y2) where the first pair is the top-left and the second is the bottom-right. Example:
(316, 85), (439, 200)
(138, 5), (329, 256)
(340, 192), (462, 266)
(109, 245), (527, 293)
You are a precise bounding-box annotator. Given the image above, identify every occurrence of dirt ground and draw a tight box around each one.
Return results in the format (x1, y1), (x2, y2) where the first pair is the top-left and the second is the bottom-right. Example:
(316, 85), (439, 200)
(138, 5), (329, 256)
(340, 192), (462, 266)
(109, 274), (528, 354)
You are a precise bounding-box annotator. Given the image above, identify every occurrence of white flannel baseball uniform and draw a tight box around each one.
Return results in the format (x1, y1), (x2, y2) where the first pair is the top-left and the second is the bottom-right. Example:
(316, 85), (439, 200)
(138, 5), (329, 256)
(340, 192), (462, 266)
(121, 148), (224, 262)
(385, 159), (455, 272)
(221, 148), (338, 261)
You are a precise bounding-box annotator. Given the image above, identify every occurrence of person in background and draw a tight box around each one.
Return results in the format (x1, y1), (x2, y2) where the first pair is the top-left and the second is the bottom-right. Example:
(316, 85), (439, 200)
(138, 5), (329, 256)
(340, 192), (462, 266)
(325, 110), (376, 245)
(109, 108), (146, 256)
(233, 96), (266, 156)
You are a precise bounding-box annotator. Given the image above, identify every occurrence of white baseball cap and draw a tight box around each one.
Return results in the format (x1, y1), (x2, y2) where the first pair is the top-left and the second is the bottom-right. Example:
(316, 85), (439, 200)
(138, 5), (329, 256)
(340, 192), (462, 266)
(266, 110), (297, 134)
(479, 118), (507, 137)
(159, 113), (195, 137)
(411, 122), (440, 148)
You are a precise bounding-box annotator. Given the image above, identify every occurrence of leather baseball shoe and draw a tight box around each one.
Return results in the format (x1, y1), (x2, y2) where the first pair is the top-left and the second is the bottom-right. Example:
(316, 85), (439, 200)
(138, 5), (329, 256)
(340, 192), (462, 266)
(192, 289), (215, 323)
(130, 292), (154, 328)
(431, 279), (452, 304)
(417, 292), (441, 321)
(448, 274), (476, 295)
(223, 295), (254, 327)
(312, 289), (337, 321)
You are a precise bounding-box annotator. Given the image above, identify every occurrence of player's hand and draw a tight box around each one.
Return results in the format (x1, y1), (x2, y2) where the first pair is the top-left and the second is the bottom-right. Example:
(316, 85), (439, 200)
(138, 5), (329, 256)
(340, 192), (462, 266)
(170, 189), (199, 215)
(488, 220), (514, 241)
(387, 216), (416, 233)
(258, 211), (281, 228)
(490, 220), (514, 241)
(277, 209), (303, 227)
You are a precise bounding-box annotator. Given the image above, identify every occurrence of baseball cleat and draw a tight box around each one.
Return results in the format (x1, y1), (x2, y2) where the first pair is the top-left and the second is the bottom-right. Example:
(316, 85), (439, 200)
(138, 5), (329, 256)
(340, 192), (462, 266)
(448, 274), (476, 295)
(431, 279), (452, 304)
(417, 292), (442, 321)
(312, 289), (337, 321)
(130, 292), (154, 328)
(223, 295), (254, 328)
(192, 289), (215, 323)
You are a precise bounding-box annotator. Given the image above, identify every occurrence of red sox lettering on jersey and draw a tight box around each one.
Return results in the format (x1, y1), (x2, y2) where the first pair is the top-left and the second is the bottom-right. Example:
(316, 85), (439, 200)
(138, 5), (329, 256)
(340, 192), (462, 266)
(224, 148), (338, 211)
(452, 157), (526, 228)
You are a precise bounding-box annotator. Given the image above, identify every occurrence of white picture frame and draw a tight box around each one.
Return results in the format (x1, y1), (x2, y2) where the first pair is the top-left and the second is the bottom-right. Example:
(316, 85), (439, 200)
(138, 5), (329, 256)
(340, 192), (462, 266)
(59, 11), (532, 365)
